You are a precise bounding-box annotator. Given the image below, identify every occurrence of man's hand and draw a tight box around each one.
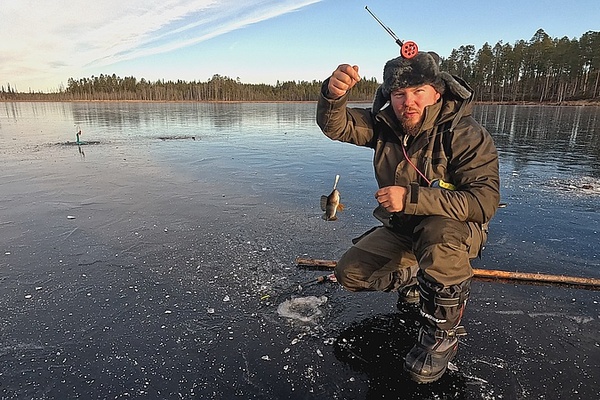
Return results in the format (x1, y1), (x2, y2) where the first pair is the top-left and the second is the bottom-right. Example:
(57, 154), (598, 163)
(375, 186), (408, 213)
(327, 64), (361, 99)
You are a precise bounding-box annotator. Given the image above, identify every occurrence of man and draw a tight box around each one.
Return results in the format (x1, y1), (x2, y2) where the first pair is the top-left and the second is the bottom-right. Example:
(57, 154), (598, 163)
(316, 52), (500, 383)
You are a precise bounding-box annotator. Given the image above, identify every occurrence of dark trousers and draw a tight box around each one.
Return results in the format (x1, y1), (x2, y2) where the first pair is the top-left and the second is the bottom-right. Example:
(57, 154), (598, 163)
(334, 216), (485, 292)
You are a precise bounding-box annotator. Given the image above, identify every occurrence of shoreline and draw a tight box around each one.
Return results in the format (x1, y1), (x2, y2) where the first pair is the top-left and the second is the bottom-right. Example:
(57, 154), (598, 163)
(2, 98), (600, 106)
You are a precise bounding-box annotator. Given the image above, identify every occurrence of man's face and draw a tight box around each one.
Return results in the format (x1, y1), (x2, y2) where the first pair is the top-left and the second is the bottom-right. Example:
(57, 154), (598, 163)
(390, 84), (441, 135)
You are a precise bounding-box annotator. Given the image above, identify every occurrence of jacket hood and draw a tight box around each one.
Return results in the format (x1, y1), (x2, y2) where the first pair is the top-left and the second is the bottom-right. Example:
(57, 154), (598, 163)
(438, 74), (474, 131)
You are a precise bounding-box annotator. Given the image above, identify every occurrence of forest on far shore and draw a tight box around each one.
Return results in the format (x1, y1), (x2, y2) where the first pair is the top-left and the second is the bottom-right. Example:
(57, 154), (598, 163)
(2, 29), (599, 104)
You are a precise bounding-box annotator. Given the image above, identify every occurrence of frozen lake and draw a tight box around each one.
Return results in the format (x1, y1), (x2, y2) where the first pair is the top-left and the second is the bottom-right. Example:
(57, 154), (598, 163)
(1, 101), (599, 399)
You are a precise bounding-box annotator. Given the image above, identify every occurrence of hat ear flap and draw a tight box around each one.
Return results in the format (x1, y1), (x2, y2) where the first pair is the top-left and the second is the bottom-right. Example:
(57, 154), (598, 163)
(440, 72), (470, 99)
(372, 85), (388, 114)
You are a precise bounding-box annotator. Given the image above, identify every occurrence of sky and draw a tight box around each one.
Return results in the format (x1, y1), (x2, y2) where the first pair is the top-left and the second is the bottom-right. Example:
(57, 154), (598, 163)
(1, 0), (598, 93)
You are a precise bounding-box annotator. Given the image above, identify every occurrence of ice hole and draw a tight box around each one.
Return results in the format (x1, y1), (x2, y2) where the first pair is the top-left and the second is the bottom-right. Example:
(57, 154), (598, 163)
(277, 296), (328, 323)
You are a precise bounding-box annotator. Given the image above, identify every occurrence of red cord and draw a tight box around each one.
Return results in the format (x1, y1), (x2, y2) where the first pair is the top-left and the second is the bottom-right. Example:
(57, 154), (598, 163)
(402, 143), (431, 186)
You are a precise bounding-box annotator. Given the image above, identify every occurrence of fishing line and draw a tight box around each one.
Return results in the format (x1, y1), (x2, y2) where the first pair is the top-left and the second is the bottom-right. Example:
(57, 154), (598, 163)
(399, 126), (453, 187)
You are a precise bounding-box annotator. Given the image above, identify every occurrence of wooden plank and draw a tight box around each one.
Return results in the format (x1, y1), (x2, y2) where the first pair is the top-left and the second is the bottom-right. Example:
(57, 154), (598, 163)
(295, 257), (600, 290)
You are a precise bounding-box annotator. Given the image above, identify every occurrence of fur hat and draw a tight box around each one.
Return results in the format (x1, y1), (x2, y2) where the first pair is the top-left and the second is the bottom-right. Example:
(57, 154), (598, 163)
(372, 51), (471, 113)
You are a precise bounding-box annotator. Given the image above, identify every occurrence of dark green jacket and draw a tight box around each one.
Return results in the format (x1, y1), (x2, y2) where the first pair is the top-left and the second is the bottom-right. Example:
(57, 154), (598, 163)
(316, 77), (500, 229)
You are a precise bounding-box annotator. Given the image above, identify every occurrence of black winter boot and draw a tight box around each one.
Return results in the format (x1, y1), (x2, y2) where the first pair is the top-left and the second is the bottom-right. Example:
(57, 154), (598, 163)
(405, 323), (466, 383)
(404, 275), (471, 384)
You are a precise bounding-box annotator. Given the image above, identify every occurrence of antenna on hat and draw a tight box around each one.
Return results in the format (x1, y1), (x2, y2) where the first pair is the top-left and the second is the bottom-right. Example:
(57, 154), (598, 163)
(365, 6), (418, 59)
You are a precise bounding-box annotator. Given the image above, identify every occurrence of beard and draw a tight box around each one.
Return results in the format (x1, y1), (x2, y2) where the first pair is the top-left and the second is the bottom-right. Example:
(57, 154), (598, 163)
(398, 107), (423, 136)
(400, 116), (421, 136)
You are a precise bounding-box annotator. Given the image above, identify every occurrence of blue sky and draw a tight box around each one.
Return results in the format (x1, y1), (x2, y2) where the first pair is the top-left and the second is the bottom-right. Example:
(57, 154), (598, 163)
(1, 0), (598, 92)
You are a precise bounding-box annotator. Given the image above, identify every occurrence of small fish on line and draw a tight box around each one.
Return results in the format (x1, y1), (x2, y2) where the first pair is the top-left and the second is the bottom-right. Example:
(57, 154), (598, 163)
(320, 174), (344, 221)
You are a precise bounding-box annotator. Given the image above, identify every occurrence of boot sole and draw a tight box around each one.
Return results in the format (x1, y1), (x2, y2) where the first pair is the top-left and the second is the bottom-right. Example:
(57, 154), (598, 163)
(405, 347), (457, 384)
(406, 365), (446, 384)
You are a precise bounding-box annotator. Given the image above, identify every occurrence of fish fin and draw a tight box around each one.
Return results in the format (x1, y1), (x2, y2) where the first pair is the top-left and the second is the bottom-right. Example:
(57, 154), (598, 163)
(337, 203), (345, 212)
(320, 195), (328, 211)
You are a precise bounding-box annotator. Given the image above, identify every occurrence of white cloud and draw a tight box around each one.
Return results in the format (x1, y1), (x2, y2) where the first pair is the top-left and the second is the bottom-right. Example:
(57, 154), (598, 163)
(0, 0), (320, 91)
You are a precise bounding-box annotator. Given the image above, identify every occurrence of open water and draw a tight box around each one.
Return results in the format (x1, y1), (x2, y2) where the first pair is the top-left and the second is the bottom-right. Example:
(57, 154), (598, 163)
(1, 102), (599, 399)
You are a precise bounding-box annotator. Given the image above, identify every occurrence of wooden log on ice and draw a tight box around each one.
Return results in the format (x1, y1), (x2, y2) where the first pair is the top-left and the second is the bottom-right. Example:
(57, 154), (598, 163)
(295, 257), (600, 291)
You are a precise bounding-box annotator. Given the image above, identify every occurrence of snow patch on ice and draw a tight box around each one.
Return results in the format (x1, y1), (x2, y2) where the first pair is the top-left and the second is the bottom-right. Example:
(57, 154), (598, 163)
(277, 296), (328, 323)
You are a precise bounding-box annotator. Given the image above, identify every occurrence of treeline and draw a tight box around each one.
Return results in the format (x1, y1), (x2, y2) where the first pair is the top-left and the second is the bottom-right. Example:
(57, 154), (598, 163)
(2, 29), (599, 103)
(61, 75), (378, 102)
(442, 29), (600, 103)
(0, 74), (380, 103)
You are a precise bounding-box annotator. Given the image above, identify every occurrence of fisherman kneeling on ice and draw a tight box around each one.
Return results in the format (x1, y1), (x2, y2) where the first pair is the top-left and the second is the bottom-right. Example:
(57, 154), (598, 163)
(315, 52), (500, 383)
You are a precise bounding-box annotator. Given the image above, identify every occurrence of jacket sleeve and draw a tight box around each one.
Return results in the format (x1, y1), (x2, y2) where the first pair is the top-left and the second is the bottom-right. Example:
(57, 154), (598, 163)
(403, 117), (500, 224)
(316, 80), (376, 147)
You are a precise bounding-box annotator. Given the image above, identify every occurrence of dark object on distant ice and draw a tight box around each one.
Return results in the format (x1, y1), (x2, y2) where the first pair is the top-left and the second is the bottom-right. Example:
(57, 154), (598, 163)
(158, 135), (198, 141)
(75, 124), (82, 144)
(59, 140), (101, 146)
